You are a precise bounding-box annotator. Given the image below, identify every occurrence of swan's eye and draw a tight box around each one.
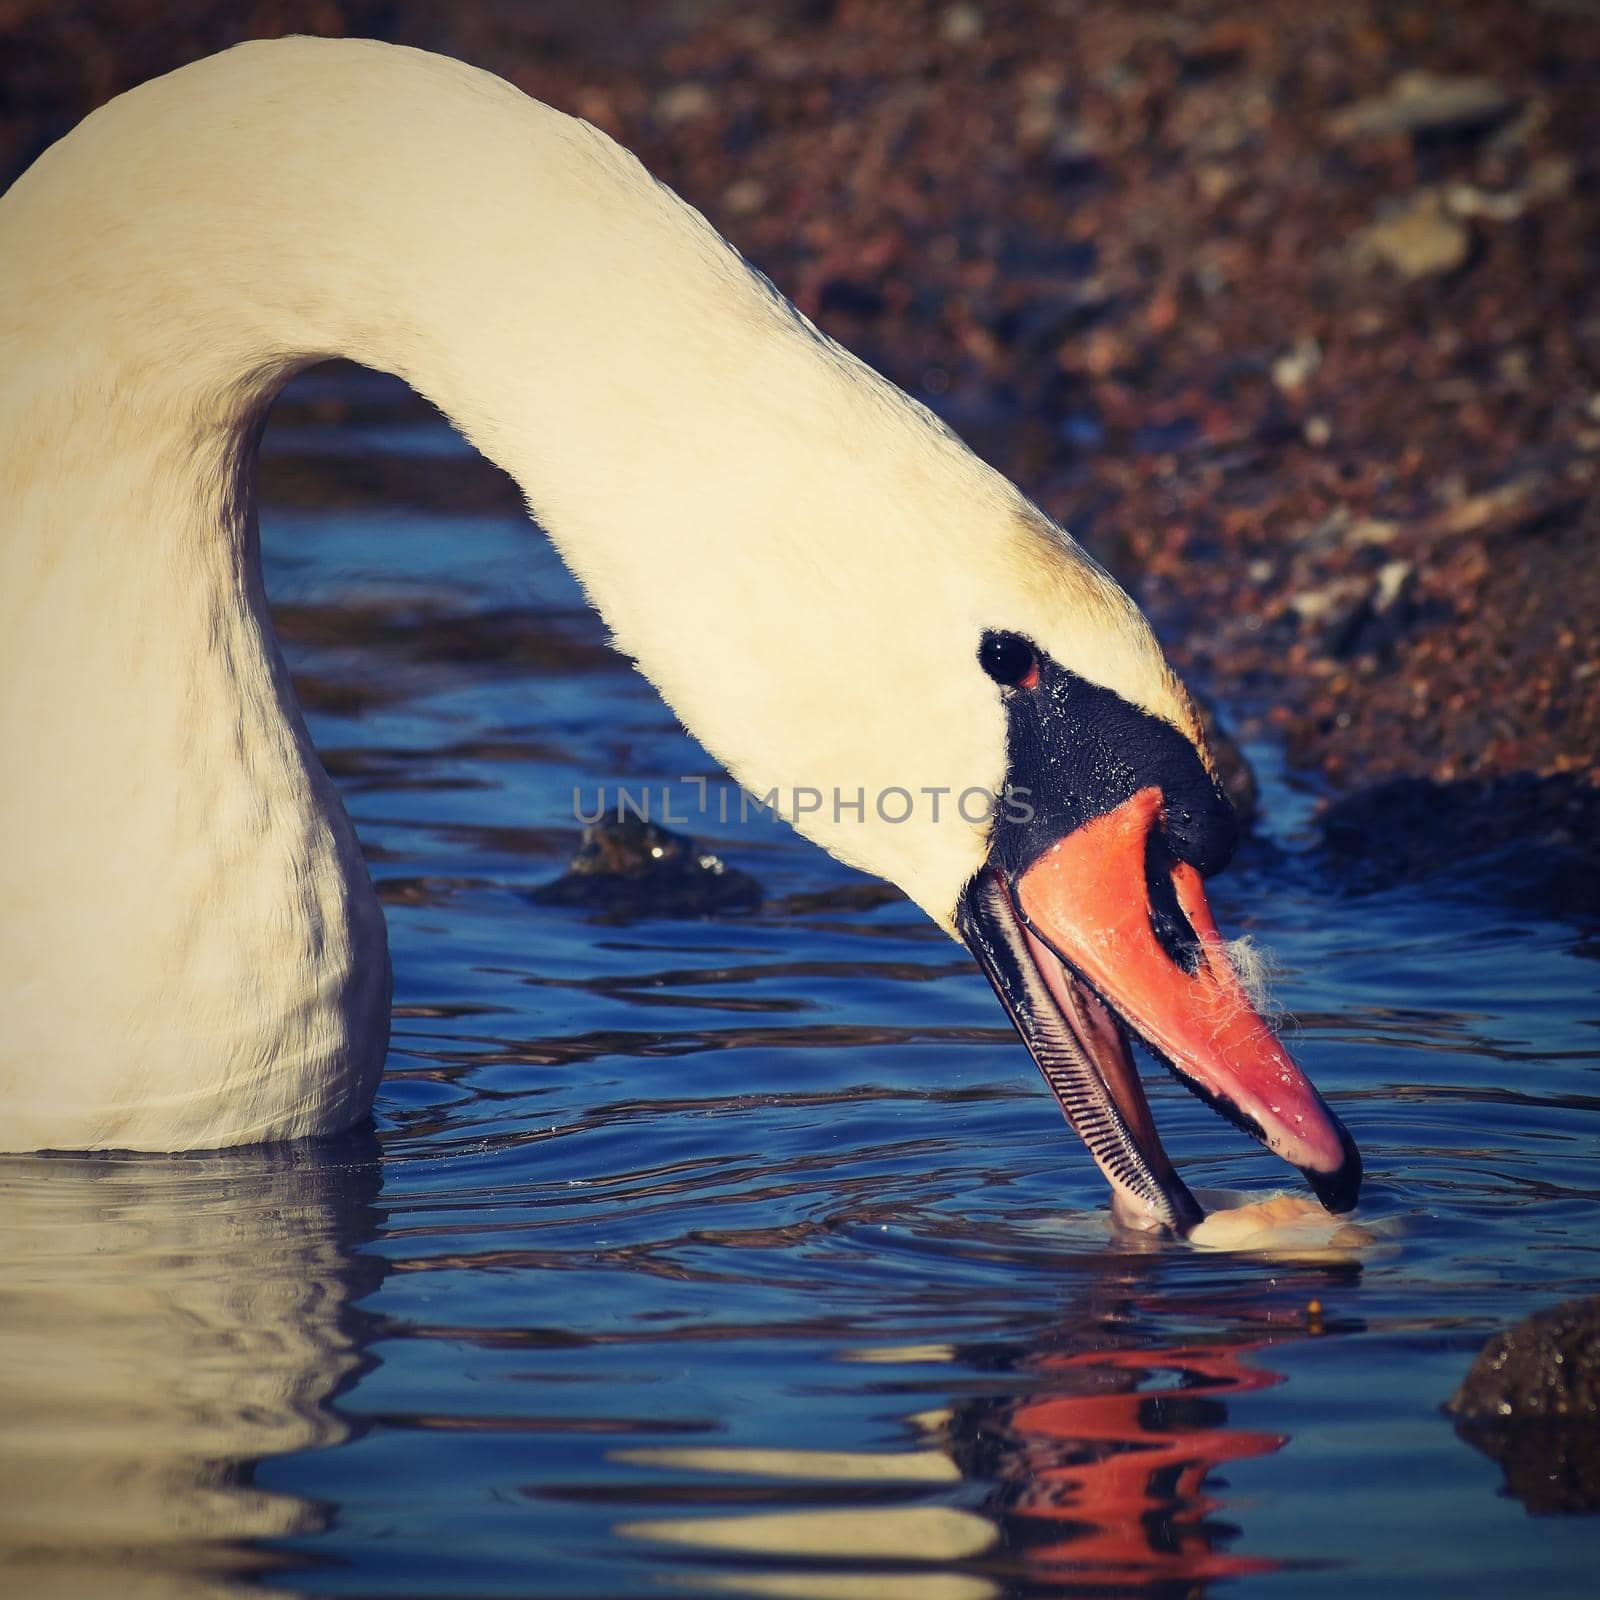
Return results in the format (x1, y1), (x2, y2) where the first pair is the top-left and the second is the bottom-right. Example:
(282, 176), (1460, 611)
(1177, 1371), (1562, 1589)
(978, 630), (1039, 689)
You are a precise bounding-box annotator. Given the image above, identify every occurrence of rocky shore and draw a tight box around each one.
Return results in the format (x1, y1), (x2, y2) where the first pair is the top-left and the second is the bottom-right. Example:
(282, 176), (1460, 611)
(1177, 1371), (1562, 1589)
(5, 0), (1596, 899)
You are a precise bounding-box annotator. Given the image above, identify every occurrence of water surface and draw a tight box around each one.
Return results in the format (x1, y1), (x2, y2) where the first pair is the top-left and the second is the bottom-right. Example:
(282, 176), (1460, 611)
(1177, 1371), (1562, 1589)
(3, 371), (1596, 1598)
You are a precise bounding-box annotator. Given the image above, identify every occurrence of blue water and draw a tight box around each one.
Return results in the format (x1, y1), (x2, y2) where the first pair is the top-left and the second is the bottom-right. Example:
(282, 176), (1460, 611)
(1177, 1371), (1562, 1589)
(2, 370), (1596, 1598)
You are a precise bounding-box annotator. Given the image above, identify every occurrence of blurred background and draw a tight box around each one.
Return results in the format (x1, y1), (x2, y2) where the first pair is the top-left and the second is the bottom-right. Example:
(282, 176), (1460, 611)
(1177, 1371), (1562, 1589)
(4, 0), (1596, 894)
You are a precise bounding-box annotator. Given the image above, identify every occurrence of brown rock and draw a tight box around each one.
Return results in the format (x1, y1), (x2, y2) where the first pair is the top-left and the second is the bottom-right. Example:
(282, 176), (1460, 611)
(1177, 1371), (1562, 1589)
(1447, 1296), (1600, 1514)
(1328, 71), (1517, 142)
(1355, 192), (1472, 279)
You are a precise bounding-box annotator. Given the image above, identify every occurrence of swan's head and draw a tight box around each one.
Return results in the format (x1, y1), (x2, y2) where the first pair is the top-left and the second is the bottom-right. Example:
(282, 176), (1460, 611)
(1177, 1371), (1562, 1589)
(910, 506), (1361, 1237)
(949, 590), (1360, 1236)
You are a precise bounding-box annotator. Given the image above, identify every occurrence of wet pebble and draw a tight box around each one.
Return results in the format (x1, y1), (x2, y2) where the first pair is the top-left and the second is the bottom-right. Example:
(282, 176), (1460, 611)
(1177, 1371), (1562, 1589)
(528, 817), (763, 920)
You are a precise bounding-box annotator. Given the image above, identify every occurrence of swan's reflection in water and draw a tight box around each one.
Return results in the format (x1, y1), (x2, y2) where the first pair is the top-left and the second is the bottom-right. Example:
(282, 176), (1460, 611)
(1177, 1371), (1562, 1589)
(0, 1135), (384, 1597)
(619, 1294), (1311, 1597)
(0, 1137), (1333, 1598)
(962, 1337), (1287, 1589)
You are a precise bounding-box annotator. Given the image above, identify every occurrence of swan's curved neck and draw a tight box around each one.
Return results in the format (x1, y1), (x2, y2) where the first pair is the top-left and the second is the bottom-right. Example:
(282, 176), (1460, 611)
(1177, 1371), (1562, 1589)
(0, 38), (1084, 1148)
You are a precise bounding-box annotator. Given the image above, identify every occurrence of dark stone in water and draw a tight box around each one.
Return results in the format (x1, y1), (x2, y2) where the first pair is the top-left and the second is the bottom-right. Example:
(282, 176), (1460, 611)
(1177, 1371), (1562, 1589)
(528, 816), (762, 920)
(1446, 1296), (1600, 1514)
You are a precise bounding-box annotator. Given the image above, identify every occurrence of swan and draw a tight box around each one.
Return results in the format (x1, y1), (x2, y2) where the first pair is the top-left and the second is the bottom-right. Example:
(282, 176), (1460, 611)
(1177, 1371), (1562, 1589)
(0, 37), (1358, 1231)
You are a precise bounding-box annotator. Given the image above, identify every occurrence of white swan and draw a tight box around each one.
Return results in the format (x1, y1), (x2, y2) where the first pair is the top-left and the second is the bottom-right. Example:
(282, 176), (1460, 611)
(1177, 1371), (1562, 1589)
(0, 38), (1358, 1229)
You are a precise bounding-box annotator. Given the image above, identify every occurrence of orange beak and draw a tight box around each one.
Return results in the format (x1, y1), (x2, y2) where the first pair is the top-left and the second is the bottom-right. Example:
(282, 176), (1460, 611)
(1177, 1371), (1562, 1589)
(958, 786), (1360, 1234)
